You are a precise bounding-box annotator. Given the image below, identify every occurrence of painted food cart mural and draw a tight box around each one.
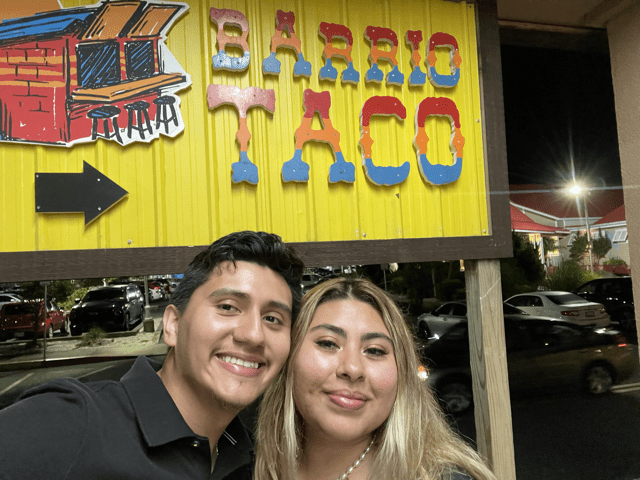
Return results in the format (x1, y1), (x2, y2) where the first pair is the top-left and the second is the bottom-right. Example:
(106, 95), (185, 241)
(0, 0), (190, 146)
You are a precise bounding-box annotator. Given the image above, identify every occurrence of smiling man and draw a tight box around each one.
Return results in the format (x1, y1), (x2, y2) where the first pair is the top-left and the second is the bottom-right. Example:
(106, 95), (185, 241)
(0, 231), (304, 480)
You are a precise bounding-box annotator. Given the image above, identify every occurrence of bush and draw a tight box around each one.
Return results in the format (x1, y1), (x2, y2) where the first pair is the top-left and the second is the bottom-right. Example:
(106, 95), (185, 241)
(544, 260), (600, 292)
(78, 327), (107, 347)
(604, 258), (627, 266)
(500, 232), (546, 299)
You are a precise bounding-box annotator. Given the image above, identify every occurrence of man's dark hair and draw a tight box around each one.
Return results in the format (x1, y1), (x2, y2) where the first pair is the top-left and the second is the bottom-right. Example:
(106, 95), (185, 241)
(171, 231), (305, 321)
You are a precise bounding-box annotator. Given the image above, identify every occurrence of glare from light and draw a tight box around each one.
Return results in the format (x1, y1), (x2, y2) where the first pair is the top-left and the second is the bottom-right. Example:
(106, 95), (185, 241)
(569, 184), (582, 195)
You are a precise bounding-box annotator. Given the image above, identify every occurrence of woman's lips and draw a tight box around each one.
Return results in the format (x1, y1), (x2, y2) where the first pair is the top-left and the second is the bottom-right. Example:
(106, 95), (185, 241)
(327, 392), (366, 410)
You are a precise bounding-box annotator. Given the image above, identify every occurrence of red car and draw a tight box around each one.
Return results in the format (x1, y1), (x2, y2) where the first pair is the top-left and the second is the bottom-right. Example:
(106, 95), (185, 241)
(0, 300), (69, 341)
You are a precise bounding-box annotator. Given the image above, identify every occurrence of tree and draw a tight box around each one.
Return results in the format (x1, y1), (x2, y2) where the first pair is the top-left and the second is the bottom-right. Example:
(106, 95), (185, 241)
(500, 232), (546, 299)
(542, 237), (557, 262)
(569, 232), (589, 264)
(592, 230), (612, 265)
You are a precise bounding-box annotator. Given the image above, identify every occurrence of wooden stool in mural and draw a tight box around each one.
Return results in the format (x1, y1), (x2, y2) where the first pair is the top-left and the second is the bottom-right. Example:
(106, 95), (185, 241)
(87, 105), (123, 143)
(153, 96), (178, 134)
(124, 100), (153, 140)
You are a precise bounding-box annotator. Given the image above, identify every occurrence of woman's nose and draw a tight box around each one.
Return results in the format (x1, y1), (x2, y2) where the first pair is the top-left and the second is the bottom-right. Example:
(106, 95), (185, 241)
(336, 347), (365, 381)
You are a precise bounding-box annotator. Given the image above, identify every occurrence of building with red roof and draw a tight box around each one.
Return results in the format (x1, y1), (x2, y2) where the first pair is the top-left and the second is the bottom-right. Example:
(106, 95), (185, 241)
(510, 185), (629, 272)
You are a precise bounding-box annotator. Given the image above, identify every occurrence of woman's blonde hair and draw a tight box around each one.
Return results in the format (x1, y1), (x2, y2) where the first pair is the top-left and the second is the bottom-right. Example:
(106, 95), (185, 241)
(254, 277), (496, 480)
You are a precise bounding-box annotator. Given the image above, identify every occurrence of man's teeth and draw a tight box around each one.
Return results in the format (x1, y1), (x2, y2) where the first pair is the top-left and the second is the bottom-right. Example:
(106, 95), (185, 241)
(221, 356), (260, 369)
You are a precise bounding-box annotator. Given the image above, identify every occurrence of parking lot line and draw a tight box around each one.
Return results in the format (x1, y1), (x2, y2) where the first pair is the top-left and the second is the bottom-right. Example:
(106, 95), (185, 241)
(0, 372), (34, 395)
(611, 382), (640, 393)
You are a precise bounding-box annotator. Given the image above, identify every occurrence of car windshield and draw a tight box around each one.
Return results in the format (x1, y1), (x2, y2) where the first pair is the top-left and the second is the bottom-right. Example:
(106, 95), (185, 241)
(546, 293), (589, 305)
(83, 289), (125, 302)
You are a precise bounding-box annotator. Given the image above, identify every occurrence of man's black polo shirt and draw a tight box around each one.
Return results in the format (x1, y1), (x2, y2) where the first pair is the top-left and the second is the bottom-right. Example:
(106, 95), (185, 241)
(0, 357), (253, 480)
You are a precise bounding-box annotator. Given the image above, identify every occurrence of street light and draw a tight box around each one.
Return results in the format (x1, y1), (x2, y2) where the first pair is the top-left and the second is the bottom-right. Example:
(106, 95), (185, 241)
(568, 183), (593, 272)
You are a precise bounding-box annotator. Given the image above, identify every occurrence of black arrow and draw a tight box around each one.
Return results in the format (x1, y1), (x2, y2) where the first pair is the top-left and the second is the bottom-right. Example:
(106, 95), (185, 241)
(35, 161), (128, 225)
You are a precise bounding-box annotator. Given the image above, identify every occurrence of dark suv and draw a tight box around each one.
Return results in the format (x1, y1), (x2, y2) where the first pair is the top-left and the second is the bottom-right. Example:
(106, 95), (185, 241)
(574, 277), (635, 330)
(69, 285), (144, 335)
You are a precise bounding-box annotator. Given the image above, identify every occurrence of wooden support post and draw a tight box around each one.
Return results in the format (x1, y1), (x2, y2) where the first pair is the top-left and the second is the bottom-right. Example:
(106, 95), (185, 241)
(464, 259), (516, 480)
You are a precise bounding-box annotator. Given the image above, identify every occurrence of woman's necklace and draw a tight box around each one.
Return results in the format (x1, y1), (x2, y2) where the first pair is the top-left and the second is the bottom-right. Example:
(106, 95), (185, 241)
(335, 435), (376, 480)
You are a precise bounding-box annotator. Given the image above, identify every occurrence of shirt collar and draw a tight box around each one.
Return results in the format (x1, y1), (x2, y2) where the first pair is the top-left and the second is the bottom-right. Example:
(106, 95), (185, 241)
(120, 356), (255, 458)
(121, 356), (195, 447)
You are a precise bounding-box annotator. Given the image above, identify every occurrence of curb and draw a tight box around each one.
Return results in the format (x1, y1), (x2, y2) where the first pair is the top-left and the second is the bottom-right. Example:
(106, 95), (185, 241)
(0, 354), (146, 372)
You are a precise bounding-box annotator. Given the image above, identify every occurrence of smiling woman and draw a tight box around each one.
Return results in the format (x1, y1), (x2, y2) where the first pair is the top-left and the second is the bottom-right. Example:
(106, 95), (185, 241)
(255, 277), (497, 480)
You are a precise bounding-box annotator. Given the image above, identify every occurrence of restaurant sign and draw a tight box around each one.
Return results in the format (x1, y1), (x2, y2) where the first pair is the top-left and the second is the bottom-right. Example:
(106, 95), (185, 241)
(0, 0), (511, 280)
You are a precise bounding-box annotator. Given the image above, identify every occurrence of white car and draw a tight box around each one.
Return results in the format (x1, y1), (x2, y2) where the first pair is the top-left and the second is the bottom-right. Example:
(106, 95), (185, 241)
(416, 302), (536, 341)
(0, 293), (23, 310)
(504, 291), (610, 327)
(416, 301), (468, 341)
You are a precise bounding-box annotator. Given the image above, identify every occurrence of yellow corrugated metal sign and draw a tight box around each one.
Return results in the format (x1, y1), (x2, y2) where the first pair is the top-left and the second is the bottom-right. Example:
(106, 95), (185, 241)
(0, 0), (487, 255)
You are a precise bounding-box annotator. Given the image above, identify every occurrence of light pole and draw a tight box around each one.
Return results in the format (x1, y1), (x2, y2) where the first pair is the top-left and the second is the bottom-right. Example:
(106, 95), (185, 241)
(569, 184), (593, 272)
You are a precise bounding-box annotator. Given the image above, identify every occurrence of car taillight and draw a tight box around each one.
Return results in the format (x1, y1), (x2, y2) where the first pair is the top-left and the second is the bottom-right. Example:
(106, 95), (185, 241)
(560, 310), (580, 317)
(599, 308), (607, 314)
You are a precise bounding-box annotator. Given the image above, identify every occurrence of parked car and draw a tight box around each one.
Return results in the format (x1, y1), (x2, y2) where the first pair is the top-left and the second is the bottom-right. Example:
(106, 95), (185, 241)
(504, 291), (610, 327)
(416, 301), (468, 340)
(574, 277), (635, 330)
(69, 284), (144, 335)
(301, 273), (323, 292)
(422, 318), (636, 414)
(0, 300), (68, 341)
(0, 293), (23, 310)
(152, 278), (172, 296)
(416, 302), (532, 341)
(147, 280), (167, 299)
(148, 287), (163, 301)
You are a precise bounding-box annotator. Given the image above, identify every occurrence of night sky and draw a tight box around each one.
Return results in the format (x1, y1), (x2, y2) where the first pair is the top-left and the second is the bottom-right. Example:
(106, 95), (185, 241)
(500, 45), (622, 187)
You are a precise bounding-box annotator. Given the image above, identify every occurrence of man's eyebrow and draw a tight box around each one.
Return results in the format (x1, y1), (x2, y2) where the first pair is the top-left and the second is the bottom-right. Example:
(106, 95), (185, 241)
(209, 288), (292, 317)
(266, 300), (293, 318)
(209, 288), (248, 299)
(309, 324), (347, 338)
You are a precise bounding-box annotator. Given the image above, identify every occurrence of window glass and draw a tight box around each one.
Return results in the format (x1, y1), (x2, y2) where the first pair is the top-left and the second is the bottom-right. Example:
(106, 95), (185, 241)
(531, 296), (544, 307)
(577, 282), (596, 294)
(124, 40), (155, 81)
(434, 304), (452, 316)
(77, 41), (120, 88)
(451, 304), (467, 316)
(507, 296), (526, 307)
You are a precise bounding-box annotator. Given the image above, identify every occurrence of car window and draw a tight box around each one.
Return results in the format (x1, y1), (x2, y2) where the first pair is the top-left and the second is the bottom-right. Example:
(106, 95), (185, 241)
(530, 296), (544, 307)
(451, 304), (467, 316)
(83, 288), (125, 302)
(507, 296), (526, 307)
(434, 304), (452, 316)
(576, 282), (596, 295)
(606, 281), (621, 295)
(546, 293), (589, 305)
